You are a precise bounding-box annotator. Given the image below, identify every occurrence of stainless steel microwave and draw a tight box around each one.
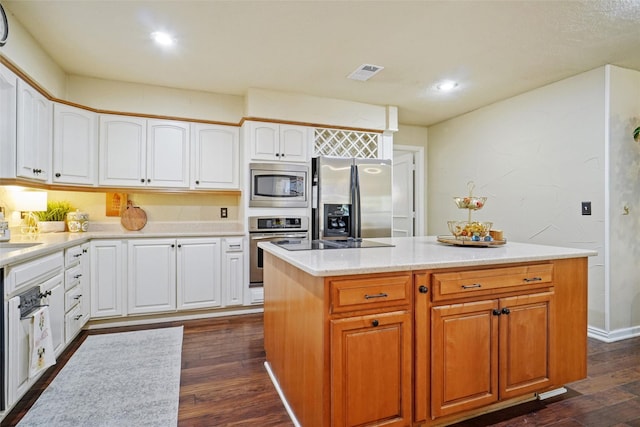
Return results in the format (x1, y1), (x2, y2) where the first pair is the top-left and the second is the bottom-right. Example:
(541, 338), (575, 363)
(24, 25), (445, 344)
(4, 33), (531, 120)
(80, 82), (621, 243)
(249, 163), (309, 208)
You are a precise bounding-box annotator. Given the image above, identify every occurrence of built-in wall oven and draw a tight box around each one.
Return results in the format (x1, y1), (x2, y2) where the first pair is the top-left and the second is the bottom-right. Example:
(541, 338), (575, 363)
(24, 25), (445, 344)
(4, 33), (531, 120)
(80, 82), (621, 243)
(249, 163), (309, 208)
(249, 216), (309, 286)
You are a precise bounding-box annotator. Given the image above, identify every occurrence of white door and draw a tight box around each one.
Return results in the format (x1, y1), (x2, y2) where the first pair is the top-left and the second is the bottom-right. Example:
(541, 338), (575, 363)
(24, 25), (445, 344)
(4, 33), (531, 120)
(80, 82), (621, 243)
(128, 239), (177, 314)
(17, 80), (51, 182)
(99, 115), (146, 187)
(146, 119), (190, 188)
(90, 240), (124, 318)
(52, 103), (97, 185)
(392, 150), (415, 237)
(191, 124), (239, 189)
(0, 63), (18, 179)
(177, 238), (222, 310)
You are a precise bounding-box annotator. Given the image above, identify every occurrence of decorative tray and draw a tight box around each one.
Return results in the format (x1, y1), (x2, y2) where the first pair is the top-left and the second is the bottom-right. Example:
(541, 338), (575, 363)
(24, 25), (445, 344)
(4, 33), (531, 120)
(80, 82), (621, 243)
(437, 235), (507, 247)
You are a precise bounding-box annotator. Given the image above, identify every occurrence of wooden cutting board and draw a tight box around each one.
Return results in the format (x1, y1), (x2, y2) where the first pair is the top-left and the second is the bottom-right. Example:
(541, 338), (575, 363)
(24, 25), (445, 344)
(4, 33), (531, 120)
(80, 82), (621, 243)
(121, 201), (147, 231)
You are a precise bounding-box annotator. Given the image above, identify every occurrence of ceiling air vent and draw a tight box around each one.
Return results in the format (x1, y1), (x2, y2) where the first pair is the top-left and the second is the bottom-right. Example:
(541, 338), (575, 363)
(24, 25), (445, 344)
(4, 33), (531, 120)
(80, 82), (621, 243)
(347, 64), (384, 81)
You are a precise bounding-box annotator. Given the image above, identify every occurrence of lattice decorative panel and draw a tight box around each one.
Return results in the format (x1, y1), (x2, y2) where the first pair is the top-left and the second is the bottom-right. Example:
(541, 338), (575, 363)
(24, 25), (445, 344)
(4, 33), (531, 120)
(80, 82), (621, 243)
(313, 128), (380, 158)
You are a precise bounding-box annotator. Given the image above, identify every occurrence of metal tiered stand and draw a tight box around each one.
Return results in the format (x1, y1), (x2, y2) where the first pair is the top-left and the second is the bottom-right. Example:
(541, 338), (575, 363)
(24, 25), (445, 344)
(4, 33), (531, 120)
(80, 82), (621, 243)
(437, 182), (506, 247)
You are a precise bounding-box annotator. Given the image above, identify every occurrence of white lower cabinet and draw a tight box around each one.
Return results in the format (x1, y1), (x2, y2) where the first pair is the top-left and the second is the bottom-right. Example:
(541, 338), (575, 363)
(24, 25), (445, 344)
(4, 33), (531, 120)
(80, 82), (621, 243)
(177, 238), (222, 310)
(223, 238), (244, 306)
(128, 239), (177, 315)
(128, 238), (223, 315)
(90, 240), (125, 318)
(90, 236), (247, 318)
(40, 274), (66, 356)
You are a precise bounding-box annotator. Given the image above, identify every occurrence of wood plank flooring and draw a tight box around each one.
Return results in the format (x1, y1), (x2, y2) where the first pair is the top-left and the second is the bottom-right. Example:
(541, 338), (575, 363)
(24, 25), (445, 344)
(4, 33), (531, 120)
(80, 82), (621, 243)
(2, 313), (640, 427)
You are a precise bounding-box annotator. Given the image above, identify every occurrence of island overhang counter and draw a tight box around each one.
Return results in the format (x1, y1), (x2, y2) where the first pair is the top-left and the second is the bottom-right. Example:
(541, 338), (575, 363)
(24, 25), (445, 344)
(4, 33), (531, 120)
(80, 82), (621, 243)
(260, 236), (597, 427)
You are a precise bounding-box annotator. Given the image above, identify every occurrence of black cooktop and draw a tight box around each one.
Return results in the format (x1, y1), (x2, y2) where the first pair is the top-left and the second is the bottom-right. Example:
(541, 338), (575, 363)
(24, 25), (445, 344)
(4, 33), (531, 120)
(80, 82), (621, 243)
(271, 238), (394, 251)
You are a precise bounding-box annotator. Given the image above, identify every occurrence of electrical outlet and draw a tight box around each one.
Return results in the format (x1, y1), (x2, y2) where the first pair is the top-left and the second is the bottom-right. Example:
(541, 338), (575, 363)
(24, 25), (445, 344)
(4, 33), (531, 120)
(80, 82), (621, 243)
(581, 201), (591, 216)
(220, 207), (228, 218)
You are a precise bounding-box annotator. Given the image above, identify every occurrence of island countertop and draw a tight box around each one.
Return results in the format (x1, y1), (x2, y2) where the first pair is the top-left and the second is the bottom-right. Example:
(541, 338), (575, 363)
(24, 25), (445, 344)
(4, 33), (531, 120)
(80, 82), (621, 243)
(259, 236), (597, 277)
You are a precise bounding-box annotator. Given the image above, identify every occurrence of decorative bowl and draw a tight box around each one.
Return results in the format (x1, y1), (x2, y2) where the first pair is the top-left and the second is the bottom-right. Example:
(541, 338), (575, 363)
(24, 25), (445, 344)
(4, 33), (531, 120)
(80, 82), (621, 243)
(453, 196), (487, 210)
(447, 221), (493, 240)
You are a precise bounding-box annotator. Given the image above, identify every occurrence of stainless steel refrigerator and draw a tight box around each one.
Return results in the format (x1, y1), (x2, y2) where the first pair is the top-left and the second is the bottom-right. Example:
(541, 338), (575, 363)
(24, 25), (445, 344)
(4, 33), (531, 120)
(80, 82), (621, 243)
(311, 156), (392, 240)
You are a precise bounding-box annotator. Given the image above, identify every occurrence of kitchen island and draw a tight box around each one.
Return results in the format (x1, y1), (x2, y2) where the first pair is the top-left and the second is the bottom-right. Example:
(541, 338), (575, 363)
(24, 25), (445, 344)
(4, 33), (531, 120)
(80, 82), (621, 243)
(260, 236), (596, 427)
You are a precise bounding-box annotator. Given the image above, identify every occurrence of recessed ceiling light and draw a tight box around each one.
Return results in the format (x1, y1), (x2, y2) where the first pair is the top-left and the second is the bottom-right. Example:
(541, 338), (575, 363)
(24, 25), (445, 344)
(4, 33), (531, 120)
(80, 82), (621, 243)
(151, 31), (176, 46)
(435, 80), (459, 92)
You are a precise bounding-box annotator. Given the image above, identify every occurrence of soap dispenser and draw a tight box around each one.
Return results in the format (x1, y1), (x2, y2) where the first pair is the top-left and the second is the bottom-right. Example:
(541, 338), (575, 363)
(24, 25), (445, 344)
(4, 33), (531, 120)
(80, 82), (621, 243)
(0, 212), (10, 242)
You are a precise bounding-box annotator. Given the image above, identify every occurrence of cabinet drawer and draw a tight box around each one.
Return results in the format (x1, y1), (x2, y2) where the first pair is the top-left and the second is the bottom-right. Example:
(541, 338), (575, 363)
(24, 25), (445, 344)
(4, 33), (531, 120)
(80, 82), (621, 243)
(432, 264), (553, 301)
(6, 252), (64, 295)
(65, 304), (83, 343)
(64, 245), (84, 267)
(65, 265), (83, 290)
(65, 285), (83, 311)
(330, 274), (411, 313)
(223, 237), (243, 252)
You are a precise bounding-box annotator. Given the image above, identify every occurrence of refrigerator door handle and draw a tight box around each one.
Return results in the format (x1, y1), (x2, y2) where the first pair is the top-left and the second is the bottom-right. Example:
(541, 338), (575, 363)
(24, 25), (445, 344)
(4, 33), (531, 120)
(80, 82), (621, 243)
(352, 164), (361, 238)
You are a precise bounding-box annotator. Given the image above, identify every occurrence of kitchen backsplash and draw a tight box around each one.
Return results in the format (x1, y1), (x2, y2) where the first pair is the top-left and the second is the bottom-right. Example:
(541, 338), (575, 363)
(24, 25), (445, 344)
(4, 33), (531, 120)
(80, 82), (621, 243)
(0, 186), (240, 225)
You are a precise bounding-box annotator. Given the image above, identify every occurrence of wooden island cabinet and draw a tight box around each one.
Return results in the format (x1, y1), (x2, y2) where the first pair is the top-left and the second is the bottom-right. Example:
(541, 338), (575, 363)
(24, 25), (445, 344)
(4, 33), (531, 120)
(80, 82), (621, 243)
(262, 237), (594, 427)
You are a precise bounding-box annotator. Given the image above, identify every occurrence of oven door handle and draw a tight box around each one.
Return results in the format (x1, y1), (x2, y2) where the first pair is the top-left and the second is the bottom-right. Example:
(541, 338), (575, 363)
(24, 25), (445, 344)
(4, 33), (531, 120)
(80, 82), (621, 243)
(251, 234), (307, 241)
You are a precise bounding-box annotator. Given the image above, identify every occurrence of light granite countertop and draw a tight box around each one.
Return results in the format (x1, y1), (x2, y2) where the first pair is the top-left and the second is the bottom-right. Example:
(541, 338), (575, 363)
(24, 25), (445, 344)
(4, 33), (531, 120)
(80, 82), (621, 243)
(259, 236), (598, 277)
(0, 221), (245, 267)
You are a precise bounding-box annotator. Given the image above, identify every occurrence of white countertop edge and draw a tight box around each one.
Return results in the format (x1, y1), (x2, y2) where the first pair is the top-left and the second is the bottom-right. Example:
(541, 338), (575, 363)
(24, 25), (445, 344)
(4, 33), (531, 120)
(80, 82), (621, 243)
(0, 225), (246, 267)
(259, 236), (598, 277)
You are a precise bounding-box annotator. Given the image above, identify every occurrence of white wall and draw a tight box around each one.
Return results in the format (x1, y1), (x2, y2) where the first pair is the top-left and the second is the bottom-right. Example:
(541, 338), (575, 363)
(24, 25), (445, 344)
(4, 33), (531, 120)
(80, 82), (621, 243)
(607, 66), (640, 337)
(428, 67), (606, 331)
(66, 75), (244, 124)
(0, 7), (66, 97)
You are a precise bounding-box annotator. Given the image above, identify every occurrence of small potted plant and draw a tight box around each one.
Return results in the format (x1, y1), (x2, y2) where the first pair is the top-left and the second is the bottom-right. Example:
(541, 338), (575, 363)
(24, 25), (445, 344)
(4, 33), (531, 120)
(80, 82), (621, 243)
(36, 201), (73, 233)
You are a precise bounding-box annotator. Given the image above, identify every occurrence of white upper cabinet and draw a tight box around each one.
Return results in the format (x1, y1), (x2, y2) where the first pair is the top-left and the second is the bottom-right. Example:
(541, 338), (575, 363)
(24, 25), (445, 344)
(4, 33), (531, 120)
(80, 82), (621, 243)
(146, 119), (190, 188)
(53, 103), (98, 185)
(16, 79), (52, 182)
(191, 123), (239, 189)
(99, 115), (146, 187)
(246, 121), (310, 162)
(0, 63), (17, 179)
(99, 115), (189, 188)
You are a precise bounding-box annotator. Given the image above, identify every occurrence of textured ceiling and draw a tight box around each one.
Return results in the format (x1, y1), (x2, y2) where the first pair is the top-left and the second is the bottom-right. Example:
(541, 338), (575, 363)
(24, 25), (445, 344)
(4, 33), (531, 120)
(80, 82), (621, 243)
(4, 0), (640, 126)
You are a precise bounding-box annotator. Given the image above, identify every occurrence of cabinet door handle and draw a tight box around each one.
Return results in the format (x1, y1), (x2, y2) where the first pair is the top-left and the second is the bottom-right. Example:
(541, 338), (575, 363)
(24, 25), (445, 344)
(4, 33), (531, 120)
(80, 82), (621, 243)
(418, 285), (429, 294)
(171, 244), (175, 248)
(492, 309), (502, 316)
(462, 284), (482, 289)
(502, 307), (511, 315)
(364, 293), (388, 300)
(140, 178), (145, 183)
(55, 172), (61, 177)
(523, 277), (542, 282)
(195, 180), (200, 185)
(371, 319), (379, 327)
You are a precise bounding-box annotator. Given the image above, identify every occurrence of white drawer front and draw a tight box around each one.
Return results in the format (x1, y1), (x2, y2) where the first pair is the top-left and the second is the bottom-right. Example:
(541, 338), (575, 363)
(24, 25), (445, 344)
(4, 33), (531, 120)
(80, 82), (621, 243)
(6, 252), (64, 295)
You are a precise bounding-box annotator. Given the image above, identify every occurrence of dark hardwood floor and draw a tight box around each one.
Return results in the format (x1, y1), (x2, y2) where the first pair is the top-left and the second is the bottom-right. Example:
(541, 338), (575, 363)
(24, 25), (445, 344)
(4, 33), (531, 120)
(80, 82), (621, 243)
(2, 314), (640, 427)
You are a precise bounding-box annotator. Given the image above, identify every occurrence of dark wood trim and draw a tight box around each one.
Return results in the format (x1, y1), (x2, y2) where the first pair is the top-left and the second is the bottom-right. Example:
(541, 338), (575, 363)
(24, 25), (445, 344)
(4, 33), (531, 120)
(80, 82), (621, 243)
(0, 178), (242, 196)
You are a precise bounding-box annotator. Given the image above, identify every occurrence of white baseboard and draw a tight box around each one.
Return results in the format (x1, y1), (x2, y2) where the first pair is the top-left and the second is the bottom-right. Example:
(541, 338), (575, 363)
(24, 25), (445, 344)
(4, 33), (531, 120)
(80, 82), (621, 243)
(587, 325), (640, 343)
(264, 362), (301, 427)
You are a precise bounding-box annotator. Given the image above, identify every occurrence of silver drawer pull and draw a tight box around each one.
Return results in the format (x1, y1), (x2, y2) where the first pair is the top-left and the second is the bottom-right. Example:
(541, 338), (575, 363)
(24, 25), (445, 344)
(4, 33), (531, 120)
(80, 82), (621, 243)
(523, 277), (543, 282)
(364, 293), (388, 300)
(461, 284), (482, 289)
